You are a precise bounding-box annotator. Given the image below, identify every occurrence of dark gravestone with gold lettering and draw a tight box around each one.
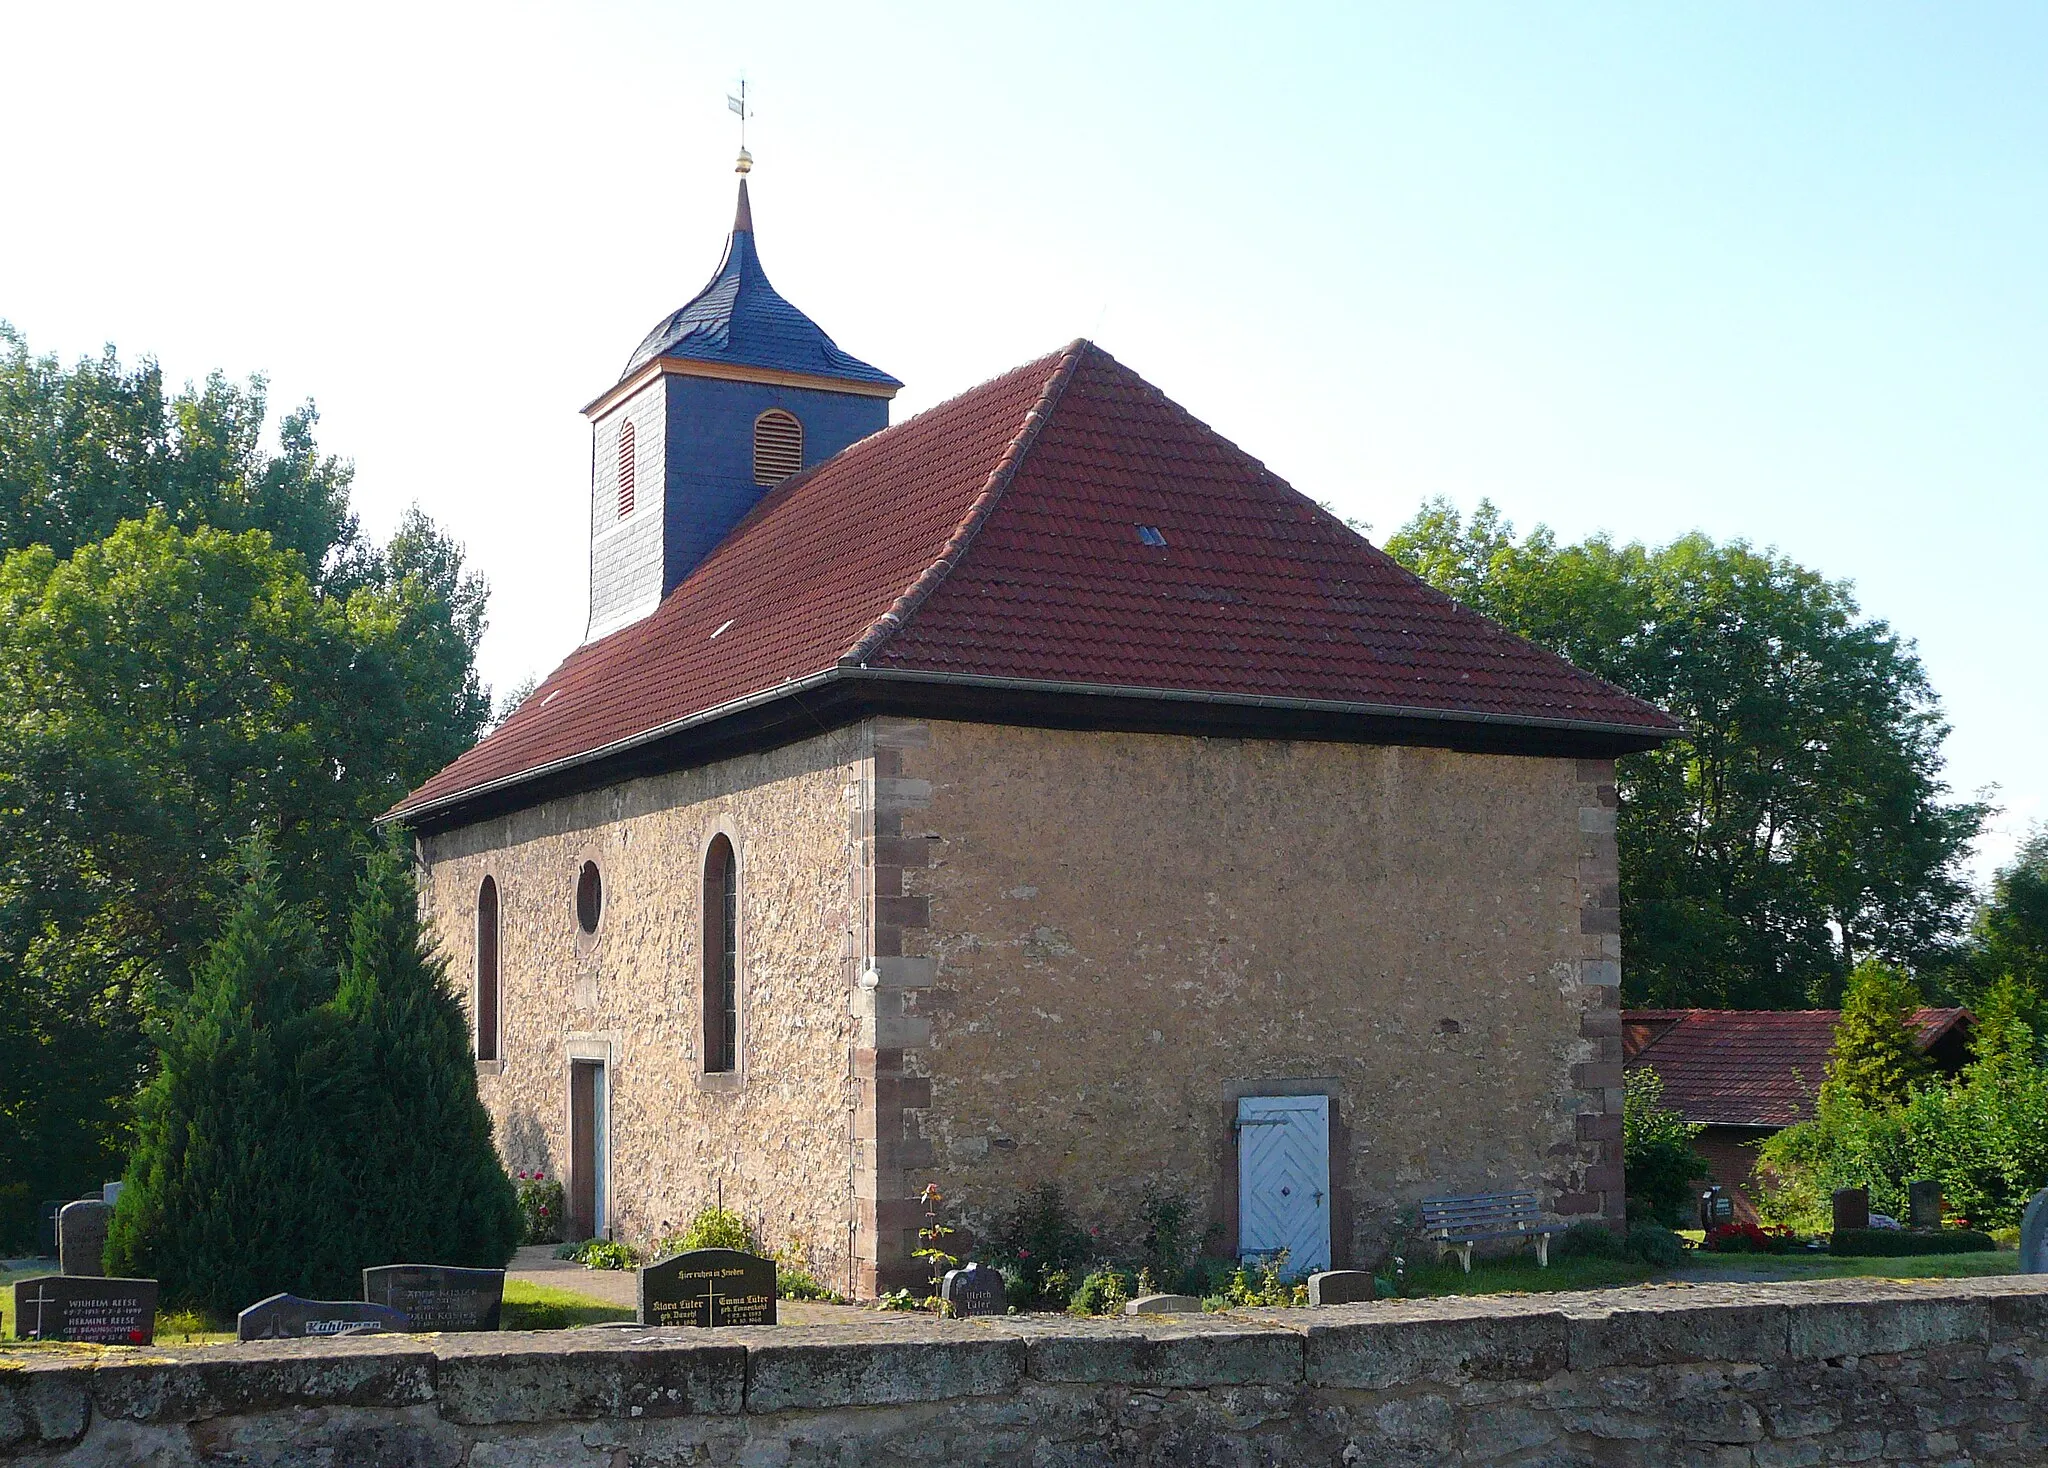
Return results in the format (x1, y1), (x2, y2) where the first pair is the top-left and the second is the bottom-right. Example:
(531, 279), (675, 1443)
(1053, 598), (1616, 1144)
(362, 1265), (505, 1331)
(940, 1262), (1006, 1317)
(11, 1276), (157, 1344)
(638, 1248), (776, 1327)
(238, 1293), (411, 1341)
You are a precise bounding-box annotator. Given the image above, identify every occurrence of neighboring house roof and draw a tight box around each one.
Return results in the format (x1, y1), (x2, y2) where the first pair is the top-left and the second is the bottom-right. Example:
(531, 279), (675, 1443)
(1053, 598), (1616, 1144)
(391, 341), (1678, 828)
(1622, 1007), (1976, 1128)
(618, 180), (902, 389)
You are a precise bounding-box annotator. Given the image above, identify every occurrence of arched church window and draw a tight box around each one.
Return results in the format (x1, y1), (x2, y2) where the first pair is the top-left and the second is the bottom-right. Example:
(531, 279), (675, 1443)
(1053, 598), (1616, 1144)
(702, 835), (739, 1073)
(753, 410), (802, 486)
(476, 876), (500, 1062)
(576, 861), (603, 934)
(617, 419), (637, 519)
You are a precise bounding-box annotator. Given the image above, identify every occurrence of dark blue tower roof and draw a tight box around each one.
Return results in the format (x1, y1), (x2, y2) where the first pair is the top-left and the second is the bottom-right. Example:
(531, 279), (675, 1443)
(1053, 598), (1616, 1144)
(621, 180), (901, 390)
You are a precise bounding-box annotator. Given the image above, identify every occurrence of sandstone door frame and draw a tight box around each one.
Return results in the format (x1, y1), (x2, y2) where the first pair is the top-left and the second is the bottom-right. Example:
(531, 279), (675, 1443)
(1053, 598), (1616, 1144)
(1216, 1076), (1350, 1270)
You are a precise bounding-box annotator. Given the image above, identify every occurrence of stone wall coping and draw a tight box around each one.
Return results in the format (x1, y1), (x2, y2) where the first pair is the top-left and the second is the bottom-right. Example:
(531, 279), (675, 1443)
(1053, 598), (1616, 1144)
(7, 1276), (2048, 1451)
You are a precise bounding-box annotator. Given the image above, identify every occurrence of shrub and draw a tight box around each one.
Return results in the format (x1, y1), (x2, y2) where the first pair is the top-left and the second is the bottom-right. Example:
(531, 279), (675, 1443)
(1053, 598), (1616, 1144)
(657, 1205), (756, 1256)
(1202, 1252), (1307, 1310)
(1138, 1191), (1193, 1286)
(1704, 1221), (1798, 1254)
(513, 1172), (565, 1245)
(567, 1239), (640, 1270)
(1622, 1223), (1685, 1268)
(1828, 1227), (1995, 1257)
(1828, 960), (1933, 1110)
(1556, 1221), (1623, 1260)
(1622, 1070), (1710, 1226)
(990, 1183), (1090, 1307)
(775, 1261), (844, 1302)
(1068, 1266), (1136, 1316)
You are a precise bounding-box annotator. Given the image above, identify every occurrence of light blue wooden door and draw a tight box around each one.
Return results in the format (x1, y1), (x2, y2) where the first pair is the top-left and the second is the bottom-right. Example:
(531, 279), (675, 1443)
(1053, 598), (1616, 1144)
(1236, 1095), (1331, 1276)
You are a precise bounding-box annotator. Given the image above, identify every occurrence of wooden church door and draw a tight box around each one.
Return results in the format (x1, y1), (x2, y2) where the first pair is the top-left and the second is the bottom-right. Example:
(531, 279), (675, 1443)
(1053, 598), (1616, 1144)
(569, 1059), (608, 1240)
(1236, 1094), (1331, 1275)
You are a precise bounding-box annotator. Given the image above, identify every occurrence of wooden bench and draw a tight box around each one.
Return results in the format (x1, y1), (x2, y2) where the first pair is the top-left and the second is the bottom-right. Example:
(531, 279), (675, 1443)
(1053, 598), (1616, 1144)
(1420, 1191), (1567, 1272)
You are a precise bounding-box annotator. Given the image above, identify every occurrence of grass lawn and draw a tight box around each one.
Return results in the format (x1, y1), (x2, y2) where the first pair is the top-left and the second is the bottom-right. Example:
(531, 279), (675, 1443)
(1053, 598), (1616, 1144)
(499, 1279), (633, 1330)
(1395, 1253), (1657, 1297)
(1674, 1249), (2019, 1282)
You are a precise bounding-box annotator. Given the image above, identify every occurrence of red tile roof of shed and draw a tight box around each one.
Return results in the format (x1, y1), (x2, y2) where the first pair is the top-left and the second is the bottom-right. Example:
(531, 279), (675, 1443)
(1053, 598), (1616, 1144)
(1623, 1008), (1974, 1128)
(392, 341), (1676, 821)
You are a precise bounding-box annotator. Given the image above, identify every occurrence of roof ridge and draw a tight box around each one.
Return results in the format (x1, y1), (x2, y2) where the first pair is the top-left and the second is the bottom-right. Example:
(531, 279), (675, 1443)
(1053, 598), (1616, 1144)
(839, 339), (1089, 668)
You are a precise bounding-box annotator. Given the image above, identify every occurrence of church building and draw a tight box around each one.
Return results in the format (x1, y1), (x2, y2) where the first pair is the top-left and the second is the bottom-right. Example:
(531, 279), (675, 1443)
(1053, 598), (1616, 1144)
(389, 165), (1677, 1297)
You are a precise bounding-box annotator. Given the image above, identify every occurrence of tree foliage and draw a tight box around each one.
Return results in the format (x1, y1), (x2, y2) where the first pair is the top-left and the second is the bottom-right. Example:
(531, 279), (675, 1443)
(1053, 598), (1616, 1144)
(0, 330), (491, 1243)
(107, 838), (517, 1314)
(1386, 499), (1986, 1009)
(1622, 1069), (1710, 1226)
(1953, 831), (2048, 1024)
(1825, 960), (1932, 1111)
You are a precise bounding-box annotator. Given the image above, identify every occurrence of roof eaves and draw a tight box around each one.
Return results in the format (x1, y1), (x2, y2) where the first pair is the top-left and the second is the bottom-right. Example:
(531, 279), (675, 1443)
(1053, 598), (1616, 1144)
(837, 340), (1088, 670)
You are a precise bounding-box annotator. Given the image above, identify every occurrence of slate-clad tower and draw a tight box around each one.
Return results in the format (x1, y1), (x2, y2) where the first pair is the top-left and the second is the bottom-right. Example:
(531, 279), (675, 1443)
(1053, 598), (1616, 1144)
(581, 173), (900, 641)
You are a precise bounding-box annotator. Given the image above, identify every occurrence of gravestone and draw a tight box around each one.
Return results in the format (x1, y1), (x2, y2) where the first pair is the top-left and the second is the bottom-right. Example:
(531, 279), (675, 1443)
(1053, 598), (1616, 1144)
(100, 1181), (124, 1208)
(1831, 1187), (1870, 1233)
(1307, 1269), (1377, 1306)
(10, 1276), (157, 1344)
(237, 1293), (411, 1341)
(2020, 1186), (2048, 1274)
(362, 1264), (505, 1331)
(1124, 1293), (1203, 1314)
(37, 1201), (65, 1256)
(638, 1247), (776, 1327)
(1908, 1180), (1943, 1229)
(57, 1200), (109, 1277)
(939, 1262), (1005, 1317)
(1699, 1187), (1735, 1229)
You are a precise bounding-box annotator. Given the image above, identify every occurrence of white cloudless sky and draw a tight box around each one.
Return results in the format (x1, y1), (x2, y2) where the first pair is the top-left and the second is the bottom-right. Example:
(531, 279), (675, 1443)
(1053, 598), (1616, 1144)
(4, 1), (2041, 879)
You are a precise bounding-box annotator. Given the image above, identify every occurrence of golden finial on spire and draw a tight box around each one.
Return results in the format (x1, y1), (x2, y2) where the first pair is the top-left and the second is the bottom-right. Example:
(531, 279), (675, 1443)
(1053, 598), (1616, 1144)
(727, 78), (751, 174)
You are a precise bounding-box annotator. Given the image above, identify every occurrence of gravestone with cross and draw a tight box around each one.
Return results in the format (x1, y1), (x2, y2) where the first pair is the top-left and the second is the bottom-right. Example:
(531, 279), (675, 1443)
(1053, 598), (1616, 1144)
(940, 1262), (1006, 1317)
(11, 1275), (157, 1343)
(362, 1265), (505, 1331)
(638, 1247), (776, 1327)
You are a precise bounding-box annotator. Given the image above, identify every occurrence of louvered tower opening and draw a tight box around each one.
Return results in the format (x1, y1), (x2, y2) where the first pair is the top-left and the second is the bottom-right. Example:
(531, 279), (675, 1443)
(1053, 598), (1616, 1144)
(617, 419), (637, 518)
(753, 410), (803, 486)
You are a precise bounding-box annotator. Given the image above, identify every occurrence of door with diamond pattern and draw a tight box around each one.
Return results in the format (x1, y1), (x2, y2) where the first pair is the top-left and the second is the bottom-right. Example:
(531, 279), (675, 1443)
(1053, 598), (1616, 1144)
(1236, 1094), (1331, 1276)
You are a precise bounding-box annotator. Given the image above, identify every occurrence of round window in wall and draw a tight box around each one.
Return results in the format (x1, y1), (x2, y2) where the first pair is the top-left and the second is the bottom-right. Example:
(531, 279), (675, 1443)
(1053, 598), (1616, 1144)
(576, 861), (603, 934)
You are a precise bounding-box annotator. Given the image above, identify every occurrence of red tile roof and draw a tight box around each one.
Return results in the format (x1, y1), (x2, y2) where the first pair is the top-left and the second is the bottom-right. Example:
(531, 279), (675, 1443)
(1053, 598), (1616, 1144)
(392, 341), (1676, 823)
(1623, 1008), (1974, 1128)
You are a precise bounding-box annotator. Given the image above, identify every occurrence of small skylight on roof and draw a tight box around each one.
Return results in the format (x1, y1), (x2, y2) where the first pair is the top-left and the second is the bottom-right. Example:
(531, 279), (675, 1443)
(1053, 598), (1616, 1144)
(1135, 525), (1168, 547)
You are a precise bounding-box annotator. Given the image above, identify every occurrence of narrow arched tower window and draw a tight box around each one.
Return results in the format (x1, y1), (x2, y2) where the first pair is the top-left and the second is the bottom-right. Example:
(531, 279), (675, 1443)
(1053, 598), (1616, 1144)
(476, 876), (500, 1062)
(617, 419), (637, 519)
(753, 409), (802, 486)
(702, 836), (739, 1073)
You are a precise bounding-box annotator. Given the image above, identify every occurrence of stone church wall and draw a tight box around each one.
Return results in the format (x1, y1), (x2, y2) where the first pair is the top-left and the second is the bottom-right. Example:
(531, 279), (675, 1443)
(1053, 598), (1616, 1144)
(875, 721), (1622, 1277)
(416, 725), (870, 1291)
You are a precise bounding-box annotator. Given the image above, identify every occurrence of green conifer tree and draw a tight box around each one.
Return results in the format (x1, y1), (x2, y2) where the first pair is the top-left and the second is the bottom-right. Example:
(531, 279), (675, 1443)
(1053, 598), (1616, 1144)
(105, 839), (359, 1313)
(333, 837), (519, 1269)
(1825, 958), (1933, 1110)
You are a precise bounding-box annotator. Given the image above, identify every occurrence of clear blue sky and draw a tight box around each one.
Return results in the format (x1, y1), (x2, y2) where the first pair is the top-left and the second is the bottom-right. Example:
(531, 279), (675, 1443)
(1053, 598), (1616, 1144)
(5, 2), (2041, 879)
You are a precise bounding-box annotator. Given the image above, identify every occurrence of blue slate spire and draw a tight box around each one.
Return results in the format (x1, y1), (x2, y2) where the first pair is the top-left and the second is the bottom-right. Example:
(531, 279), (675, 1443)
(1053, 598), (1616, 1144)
(620, 180), (901, 389)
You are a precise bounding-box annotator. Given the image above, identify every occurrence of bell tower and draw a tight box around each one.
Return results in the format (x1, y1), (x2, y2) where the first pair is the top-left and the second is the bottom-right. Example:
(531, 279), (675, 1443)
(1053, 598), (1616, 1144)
(581, 157), (900, 642)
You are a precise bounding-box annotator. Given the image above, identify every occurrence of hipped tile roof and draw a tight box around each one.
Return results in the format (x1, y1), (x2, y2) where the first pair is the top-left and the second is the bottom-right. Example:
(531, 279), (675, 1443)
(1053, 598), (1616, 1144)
(1623, 1008), (1975, 1128)
(392, 341), (1676, 823)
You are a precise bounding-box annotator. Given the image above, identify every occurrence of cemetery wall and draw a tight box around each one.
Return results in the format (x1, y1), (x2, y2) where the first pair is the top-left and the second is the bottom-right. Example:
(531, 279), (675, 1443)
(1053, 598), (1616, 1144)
(417, 724), (870, 1287)
(9, 1277), (2048, 1465)
(894, 722), (1623, 1269)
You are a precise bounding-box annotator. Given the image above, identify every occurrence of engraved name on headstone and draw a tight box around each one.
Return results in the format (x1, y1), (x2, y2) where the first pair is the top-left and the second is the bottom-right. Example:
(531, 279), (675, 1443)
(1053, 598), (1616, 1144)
(237, 1293), (411, 1341)
(10, 1276), (157, 1344)
(362, 1264), (505, 1331)
(1831, 1187), (1870, 1233)
(2021, 1186), (2048, 1275)
(57, 1199), (110, 1278)
(939, 1262), (1006, 1317)
(638, 1247), (776, 1327)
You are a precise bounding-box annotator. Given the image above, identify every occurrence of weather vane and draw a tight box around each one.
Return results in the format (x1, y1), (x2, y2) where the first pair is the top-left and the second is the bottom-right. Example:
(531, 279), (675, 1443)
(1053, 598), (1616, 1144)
(728, 78), (751, 174)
